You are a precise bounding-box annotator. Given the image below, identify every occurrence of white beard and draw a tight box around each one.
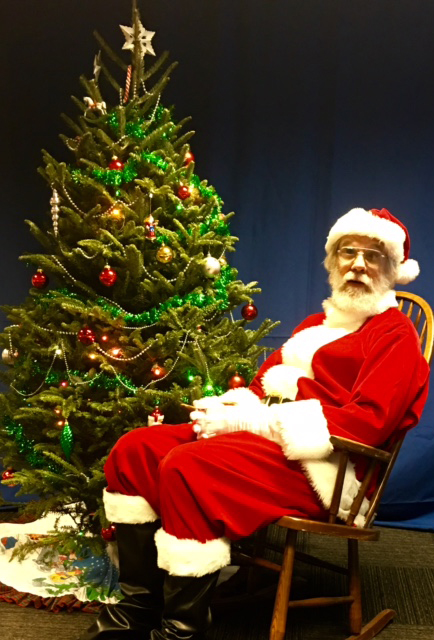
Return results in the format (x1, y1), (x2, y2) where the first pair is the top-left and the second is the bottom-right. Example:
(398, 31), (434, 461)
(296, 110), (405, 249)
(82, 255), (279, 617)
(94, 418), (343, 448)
(328, 267), (393, 317)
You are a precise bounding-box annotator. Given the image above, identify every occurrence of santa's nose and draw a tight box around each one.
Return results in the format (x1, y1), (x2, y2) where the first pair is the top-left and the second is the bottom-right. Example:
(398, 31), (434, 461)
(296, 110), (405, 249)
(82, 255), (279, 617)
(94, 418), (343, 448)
(351, 252), (367, 271)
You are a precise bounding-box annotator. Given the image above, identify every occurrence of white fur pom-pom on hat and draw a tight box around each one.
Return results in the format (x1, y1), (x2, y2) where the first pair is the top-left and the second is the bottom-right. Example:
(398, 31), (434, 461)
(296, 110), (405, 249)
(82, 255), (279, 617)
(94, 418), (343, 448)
(325, 207), (420, 283)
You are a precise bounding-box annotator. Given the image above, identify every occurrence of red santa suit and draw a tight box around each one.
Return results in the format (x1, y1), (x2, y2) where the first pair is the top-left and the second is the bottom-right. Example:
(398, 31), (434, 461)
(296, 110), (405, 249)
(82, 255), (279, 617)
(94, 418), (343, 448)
(103, 289), (429, 578)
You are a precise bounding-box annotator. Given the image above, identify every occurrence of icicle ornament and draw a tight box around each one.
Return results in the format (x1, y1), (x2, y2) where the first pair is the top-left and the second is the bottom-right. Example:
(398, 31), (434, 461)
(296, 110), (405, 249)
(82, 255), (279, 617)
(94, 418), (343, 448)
(50, 188), (60, 237)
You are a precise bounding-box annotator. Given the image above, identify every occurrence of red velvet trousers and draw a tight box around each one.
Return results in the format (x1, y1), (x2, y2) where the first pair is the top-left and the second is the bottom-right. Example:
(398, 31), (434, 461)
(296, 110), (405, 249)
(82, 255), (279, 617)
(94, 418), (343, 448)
(104, 423), (327, 543)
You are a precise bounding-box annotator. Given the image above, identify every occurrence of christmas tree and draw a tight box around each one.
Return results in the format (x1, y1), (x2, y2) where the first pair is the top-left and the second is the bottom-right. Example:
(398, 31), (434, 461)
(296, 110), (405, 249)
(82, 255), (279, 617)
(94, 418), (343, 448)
(0, 1), (277, 557)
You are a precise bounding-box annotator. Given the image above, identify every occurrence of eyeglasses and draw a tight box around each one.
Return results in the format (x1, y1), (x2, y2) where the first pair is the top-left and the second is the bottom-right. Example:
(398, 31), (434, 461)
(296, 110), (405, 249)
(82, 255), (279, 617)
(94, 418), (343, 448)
(337, 246), (386, 266)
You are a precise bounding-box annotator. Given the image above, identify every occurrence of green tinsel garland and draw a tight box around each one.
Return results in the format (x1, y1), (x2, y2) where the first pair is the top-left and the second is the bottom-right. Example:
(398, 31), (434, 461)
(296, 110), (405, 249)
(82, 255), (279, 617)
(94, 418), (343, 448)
(37, 267), (235, 326)
(107, 105), (167, 140)
(2, 416), (61, 472)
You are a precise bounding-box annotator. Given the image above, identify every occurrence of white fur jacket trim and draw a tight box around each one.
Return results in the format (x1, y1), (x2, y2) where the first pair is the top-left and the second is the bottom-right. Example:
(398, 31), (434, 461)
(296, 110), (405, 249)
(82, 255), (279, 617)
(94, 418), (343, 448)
(270, 399), (333, 459)
(103, 488), (159, 524)
(301, 456), (370, 525)
(154, 528), (231, 577)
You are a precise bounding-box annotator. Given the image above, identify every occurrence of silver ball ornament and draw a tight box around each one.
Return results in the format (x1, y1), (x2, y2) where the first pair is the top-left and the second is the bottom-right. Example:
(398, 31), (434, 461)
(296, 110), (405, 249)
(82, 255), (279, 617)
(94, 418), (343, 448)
(203, 256), (221, 277)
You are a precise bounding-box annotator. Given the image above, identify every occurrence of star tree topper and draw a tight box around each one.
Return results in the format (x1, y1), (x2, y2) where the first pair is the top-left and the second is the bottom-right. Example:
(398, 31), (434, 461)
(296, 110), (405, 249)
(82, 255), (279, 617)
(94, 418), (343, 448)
(120, 19), (156, 57)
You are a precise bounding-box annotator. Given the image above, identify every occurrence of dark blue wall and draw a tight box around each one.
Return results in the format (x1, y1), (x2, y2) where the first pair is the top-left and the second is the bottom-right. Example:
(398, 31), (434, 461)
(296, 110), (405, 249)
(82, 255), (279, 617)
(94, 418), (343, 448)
(2, 0), (434, 525)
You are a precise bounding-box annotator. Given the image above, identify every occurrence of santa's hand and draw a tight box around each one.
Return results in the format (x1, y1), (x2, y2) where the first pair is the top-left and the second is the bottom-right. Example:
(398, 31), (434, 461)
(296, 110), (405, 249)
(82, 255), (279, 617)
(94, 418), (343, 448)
(192, 396), (224, 412)
(190, 405), (239, 438)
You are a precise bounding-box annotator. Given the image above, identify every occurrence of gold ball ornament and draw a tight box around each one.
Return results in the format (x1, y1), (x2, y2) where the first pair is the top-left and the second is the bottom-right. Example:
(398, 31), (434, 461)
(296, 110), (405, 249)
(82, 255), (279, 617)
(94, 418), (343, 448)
(190, 187), (202, 201)
(156, 245), (174, 263)
(2, 349), (18, 365)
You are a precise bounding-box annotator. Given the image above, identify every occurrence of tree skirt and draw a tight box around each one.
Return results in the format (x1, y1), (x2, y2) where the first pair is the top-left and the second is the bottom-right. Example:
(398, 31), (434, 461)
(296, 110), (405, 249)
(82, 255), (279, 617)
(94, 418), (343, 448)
(0, 512), (120, 611)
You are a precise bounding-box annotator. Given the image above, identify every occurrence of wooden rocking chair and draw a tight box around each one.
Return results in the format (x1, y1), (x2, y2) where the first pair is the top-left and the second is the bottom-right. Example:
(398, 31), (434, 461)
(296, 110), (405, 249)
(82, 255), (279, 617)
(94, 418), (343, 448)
(233, 291), (434, 640)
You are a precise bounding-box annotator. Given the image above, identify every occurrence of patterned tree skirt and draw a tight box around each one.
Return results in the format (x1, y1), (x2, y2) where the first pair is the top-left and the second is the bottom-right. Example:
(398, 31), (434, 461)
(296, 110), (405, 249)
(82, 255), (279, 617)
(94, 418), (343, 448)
(0, 512), (120, 611)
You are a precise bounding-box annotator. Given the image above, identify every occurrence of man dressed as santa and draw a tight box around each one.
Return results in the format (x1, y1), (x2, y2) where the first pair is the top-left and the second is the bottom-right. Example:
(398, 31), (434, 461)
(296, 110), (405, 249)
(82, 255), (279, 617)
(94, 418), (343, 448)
(81, 208), (429, 640)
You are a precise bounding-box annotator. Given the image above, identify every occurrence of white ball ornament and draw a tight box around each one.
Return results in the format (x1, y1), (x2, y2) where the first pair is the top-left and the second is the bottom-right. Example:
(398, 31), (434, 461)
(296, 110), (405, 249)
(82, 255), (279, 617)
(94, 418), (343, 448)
(203, 256), (221, 277)
(2, 349), (18, 365)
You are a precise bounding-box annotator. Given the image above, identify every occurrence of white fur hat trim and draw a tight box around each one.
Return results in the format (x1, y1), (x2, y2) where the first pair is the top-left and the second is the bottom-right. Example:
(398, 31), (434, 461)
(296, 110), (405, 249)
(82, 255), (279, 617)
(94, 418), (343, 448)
(325, 208), (406, 263)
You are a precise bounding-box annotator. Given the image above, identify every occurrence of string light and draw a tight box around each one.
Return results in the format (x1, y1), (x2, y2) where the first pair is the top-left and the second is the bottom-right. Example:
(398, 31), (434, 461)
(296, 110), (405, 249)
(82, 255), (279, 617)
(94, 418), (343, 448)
(96, 341), (153, 362)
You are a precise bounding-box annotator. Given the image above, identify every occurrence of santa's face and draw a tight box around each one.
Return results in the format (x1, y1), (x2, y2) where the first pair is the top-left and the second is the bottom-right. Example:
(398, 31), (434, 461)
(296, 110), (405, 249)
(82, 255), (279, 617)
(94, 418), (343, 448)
(328, 235), (394, 314)
(334, 235), (387, 295)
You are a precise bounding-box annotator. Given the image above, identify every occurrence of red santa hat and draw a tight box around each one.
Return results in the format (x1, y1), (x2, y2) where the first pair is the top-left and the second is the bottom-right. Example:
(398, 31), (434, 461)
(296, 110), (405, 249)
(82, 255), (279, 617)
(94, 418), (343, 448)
(325, 207), (420, 284)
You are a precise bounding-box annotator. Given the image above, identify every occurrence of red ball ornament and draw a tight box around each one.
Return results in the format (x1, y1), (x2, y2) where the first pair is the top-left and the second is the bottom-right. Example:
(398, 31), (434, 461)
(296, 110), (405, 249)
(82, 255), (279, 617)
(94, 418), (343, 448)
(184, 150), (195, 165)
(241, 303), (258, 321)
(2, 468), (15, 481)
(78, 327), (96, 345)
(59, 380), (69, 388)
(177, 185), (191, 200)
(109, 156), (125, 170)
(101, 524), (117, 541)
(151, 363), (167, 380)
(99, 265), (118, 287)
(228, 374), (246, 389)
(32, 269), (49, 289)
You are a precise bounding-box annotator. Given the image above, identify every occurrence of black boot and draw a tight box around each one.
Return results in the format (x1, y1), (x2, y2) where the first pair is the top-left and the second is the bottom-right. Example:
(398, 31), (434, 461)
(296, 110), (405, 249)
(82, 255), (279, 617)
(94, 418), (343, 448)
(150, 572), (219, 640)
(80, 521), (165, 639)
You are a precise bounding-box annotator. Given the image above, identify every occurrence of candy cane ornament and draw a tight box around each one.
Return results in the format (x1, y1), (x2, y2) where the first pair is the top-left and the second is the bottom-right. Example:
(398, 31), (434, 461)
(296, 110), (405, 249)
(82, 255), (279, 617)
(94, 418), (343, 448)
(123, 65), (132, 104)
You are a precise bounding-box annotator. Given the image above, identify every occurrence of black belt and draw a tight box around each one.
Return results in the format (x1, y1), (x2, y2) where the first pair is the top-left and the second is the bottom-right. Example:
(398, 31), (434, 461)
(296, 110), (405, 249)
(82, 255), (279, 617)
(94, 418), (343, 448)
(263, 396), (293, 405)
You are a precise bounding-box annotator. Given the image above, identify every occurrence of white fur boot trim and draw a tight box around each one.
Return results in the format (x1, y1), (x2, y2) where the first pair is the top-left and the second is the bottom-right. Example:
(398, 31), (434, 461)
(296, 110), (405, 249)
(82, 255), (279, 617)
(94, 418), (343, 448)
(271, 399), (333, 460)
(103, 488), (159, 524)
(155, 528), (231, 577)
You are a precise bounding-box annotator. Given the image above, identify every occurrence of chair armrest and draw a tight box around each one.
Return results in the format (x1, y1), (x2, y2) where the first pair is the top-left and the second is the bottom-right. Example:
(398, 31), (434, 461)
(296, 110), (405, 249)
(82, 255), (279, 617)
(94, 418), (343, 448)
(330, 435), (391, 463)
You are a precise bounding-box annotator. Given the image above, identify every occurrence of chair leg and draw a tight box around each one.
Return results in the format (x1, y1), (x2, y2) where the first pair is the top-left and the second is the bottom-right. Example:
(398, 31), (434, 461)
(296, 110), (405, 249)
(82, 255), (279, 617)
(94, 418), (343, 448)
(348, 539), (362, 635)
(247, 526), (268, 594)
(269, 529), (297, 640)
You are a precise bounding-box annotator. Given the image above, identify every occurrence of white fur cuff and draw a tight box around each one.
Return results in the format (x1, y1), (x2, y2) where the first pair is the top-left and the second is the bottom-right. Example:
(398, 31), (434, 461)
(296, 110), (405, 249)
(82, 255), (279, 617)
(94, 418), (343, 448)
(270, 399), (332, 460)
(218, 387), (261, 405)
(155, 528), (231, 577)
(103, 488), (159, 524)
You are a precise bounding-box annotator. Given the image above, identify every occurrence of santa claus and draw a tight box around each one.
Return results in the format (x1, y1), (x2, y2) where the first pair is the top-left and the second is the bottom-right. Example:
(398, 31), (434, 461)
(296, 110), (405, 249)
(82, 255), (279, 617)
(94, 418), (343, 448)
(81, 208), (429, 640)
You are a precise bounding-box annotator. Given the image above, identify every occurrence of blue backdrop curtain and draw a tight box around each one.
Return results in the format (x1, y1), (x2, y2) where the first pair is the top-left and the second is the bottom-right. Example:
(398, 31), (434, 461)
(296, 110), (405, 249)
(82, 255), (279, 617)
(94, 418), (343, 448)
(1, 0), (434, 526)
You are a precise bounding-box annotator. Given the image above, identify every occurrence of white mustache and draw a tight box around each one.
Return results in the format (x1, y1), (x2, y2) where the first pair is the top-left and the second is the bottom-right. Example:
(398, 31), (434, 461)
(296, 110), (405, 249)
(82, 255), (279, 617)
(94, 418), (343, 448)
(343, 272), (371, 286)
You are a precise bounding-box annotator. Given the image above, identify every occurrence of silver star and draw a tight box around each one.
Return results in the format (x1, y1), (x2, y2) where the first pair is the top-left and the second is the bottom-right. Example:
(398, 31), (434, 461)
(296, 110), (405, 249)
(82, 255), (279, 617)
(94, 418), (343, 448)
(120, 20), (156, 57)
(93, 51), (102, 80)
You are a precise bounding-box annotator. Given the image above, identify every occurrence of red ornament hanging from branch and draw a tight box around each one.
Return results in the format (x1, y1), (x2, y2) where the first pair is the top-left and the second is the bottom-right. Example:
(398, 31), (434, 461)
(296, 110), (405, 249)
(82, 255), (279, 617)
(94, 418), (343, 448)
(2, 468), (16, 481)
(241, 303), (258, 321)
(109, 156), (125, 170)
(99, 265), (118, 287)
(228, 373), (246, 389)
(101, 524), (117, 541)
(177, 185), (191, 200)
(151, 363), (167, 380)
(184, 150), (195, 165)
(78, 327), (96, 345)
(32, 269), (49, 289)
